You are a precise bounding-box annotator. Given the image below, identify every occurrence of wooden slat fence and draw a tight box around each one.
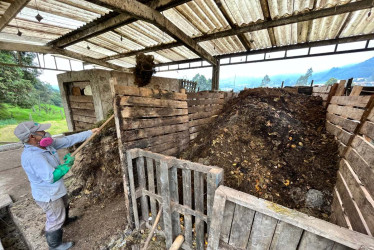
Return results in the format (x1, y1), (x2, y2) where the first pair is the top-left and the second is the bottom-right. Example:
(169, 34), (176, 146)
(207, 186), (374, 250)
(326, 95), (374, 236)
(126, 148), (224, 249)
(187, 91), (235, 140)
(179, 79), (197, 93)
(113, 85), (190, 157)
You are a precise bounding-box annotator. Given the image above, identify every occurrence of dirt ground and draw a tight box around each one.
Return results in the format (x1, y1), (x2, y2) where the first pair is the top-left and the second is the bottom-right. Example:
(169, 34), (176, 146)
(181, 88), (339, 219)
(0, 208), (27, 250)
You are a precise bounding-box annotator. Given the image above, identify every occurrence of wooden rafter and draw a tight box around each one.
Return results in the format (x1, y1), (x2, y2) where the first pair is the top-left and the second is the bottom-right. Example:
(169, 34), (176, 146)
(259, 0), (276, 47)
(0, 41), (129, 72)
(0, 0), (30, 32)
(101, 0), (374, 62)
(93, 0), (217, 66)
(213, 0), (251, 51)
(49, 0), (191, 48)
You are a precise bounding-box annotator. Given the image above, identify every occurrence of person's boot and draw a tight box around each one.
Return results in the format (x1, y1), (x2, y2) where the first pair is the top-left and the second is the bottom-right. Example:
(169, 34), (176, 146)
(45, 228), (74, 250)
(63, 206), (78, 226)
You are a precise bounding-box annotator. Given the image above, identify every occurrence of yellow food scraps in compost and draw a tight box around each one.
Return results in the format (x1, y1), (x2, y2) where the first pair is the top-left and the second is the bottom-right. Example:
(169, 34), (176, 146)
(291, 144), (296, 148)
(284, 180), (290, 186)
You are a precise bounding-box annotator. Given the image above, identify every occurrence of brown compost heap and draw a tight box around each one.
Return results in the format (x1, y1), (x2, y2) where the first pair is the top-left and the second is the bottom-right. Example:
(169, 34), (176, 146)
(180, 88), (340, 219)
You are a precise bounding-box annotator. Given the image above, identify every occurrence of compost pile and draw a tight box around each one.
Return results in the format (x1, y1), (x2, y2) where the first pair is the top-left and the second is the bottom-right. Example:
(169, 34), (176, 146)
(181, 88), (339, 219)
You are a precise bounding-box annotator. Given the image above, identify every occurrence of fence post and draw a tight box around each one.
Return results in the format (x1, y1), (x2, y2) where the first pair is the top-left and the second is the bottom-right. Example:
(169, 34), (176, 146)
(160, 159), (173, 248)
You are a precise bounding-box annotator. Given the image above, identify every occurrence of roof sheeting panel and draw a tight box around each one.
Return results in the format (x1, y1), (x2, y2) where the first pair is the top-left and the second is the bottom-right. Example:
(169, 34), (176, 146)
(0, 1), (10, 16)
(107, 58), (135, 68)
(115, 20), (175, 48)
(243, 29), (272, 50)
(221, 0), (264, 26)
(2, 26), (59, 40)
(99, 31), (145, 52)
(67, 41), (117, 59)
(8, 18), (72, 36)
(199, 35), (246, 55)
(340, 9), (374, 37)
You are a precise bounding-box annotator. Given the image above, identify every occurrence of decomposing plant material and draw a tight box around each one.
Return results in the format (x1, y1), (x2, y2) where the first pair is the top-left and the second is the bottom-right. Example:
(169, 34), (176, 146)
(181, 88), (339, 219)
(133, 53), (156, 87)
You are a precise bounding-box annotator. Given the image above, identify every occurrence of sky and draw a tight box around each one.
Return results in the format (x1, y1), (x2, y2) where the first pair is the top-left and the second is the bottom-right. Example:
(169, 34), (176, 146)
(38, 41), (374, 87)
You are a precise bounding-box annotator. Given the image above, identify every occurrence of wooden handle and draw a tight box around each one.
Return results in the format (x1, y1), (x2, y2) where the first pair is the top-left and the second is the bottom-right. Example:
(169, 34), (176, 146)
(142, 207), (163, 250)
(169, 235), (184, 250)
(71, 114), (114, 157)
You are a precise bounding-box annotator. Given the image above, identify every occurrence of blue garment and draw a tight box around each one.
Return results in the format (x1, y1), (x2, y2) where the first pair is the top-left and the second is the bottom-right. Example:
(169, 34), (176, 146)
(21, 130), (92, 202)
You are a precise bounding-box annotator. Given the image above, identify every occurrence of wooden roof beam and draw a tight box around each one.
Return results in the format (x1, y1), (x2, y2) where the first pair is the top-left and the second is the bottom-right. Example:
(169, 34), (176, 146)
(49, 0), (191, 48)
(94, 0), (217, 66)
(102, 0), (374, 61)
(0, 0), (30, 32)
(259, 0), (276, 47)
(0, 41), (129, 72)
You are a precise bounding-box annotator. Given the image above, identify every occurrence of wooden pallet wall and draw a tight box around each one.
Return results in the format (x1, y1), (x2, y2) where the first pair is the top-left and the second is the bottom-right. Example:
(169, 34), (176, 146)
(312, 85), (331, 107)
(208, 186), (374, 250)
(67, 81), (96, 130)
(327, 95), (374, 236)
(187, 91), (235, 140)
(113, 85), (189, 157)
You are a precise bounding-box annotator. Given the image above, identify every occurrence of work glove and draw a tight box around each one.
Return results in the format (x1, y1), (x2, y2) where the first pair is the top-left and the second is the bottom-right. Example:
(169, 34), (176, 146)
(52, 163), (71, 183)
(63, 153), (75, 167)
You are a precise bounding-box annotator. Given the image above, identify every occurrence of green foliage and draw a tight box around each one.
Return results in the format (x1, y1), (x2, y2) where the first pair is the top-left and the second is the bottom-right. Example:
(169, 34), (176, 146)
(325, 77), (338, 86)
(260, 75), (271, 87)
(0, 50), (62, 108)
(192, 73), (212, 91)
(296, 68), (313, 86)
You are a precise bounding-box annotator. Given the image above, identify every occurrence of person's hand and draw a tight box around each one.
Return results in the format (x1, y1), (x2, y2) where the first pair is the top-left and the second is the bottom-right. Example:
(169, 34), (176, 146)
(63, 153), (75, 166)
(91, 128), (100, 134)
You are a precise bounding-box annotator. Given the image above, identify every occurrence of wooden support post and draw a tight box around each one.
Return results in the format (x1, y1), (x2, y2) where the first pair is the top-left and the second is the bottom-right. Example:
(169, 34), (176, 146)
(160, 160), (173, 248)
(212, 63), (220, 90)
(182, 168), (192, 245)
(346, 78), (353, 96)
(207, 190), (227, 250)
(137, 157), (149, 222)
(207, 168), (223, 233)
(310, 80), (314, 87)
(325, 83), (339, 108)
(281, 81), (284, 88)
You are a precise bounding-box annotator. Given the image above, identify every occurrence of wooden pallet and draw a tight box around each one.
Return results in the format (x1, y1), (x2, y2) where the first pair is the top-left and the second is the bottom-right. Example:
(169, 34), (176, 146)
(207, 186), (374, 250)
(126, 148), (224, 249)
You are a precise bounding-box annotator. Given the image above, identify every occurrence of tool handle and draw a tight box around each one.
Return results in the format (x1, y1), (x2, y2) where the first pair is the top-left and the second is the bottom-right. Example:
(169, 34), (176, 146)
(142, 207), (163, 250)
(71, 114), (114, 157)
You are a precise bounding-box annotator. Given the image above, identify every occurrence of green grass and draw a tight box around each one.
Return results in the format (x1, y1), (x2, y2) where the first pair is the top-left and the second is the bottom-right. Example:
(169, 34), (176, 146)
(0, 104), (68, 143)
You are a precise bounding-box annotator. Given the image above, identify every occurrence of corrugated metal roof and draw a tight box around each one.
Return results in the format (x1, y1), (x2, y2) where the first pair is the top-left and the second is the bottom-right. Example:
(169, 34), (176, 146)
(0, 0), (373, 69)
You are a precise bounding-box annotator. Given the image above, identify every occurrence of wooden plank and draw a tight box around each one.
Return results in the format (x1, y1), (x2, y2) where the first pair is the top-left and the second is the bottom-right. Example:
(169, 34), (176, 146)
(360, 121), (374, 141)
(120, 95), (187, 109)
(122, 115), (189, 130)
(123, 123), (189, 142)
(327, 104), (364, 120)
(350, 86), (363, 96)
(194, 171), (205, 250)
(335, 80), (346, 96)
(137, 157), (149, 222)
(325, 83), (339, 107)
(339, 159), (374, 234)
(121, 106), (188, 118)
(187, 91), (225, 99)
(351, 135), (374, 166)
(207, 168), (223, 233)
(188, 104), (223, 114)
(326, 121), (353, 145)
(188, 109), (221, 120)
(182, 168), (193, 246)
(190, 132), (198, 140)
(247, 212), (278, 250)
(345, 147), (374, 200)
(146, 158), (157, 225)
(330, 188), (351, 229)
(335, 171), (370, 235)
(187, 98), (225, 106)
(169, 166), (181, 239)
(126, 151), (140, 229)
(0, 194), (12, 209)
(330, 96), (371, 108)
(148, 138), (190, 154)
(73, 120), (92, 130)
(368, 108), (374, 122)
(0, 0), (30, 32)
(298, 231), (335, 250)
(155, 160), (164, 230)
(189, 116), (217, 127)
(326, 113), (359, 132)
(71, 108), (96, 118)
(338, 141), (347, 157)
(72, 114), (96, 124)
(114, 85), (187, 101)
(228, 205), (255, 248)
(312, 93), (328, 100)
(68, 95), (93, 103)
(332, 243), (351, 250)
(123, 130), (189, 149)
(313, 86), (331, 93)
(220, 201), (236, 243)
(216, 186), (374, 249)
(207, 192), (227, 250)
(160, 160), (173, 248)
(70, 101), (94, 110)
(269, 221), (303, 250)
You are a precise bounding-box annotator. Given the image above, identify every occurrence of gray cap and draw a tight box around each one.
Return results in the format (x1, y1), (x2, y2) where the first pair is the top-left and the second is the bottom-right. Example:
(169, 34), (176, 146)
(14, 121), (51, 142)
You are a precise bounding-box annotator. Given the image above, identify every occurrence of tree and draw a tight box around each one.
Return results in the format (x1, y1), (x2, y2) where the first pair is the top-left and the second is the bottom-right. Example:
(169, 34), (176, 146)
(192, 73), (211, 91)
(260, 75), (271, 87)
(325, 77), (338, 86)
(296, 68), (313, 86)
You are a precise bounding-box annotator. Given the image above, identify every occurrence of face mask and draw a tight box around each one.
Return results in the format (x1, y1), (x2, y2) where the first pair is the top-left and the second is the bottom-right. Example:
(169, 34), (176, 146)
(39, 132), (53, 147)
